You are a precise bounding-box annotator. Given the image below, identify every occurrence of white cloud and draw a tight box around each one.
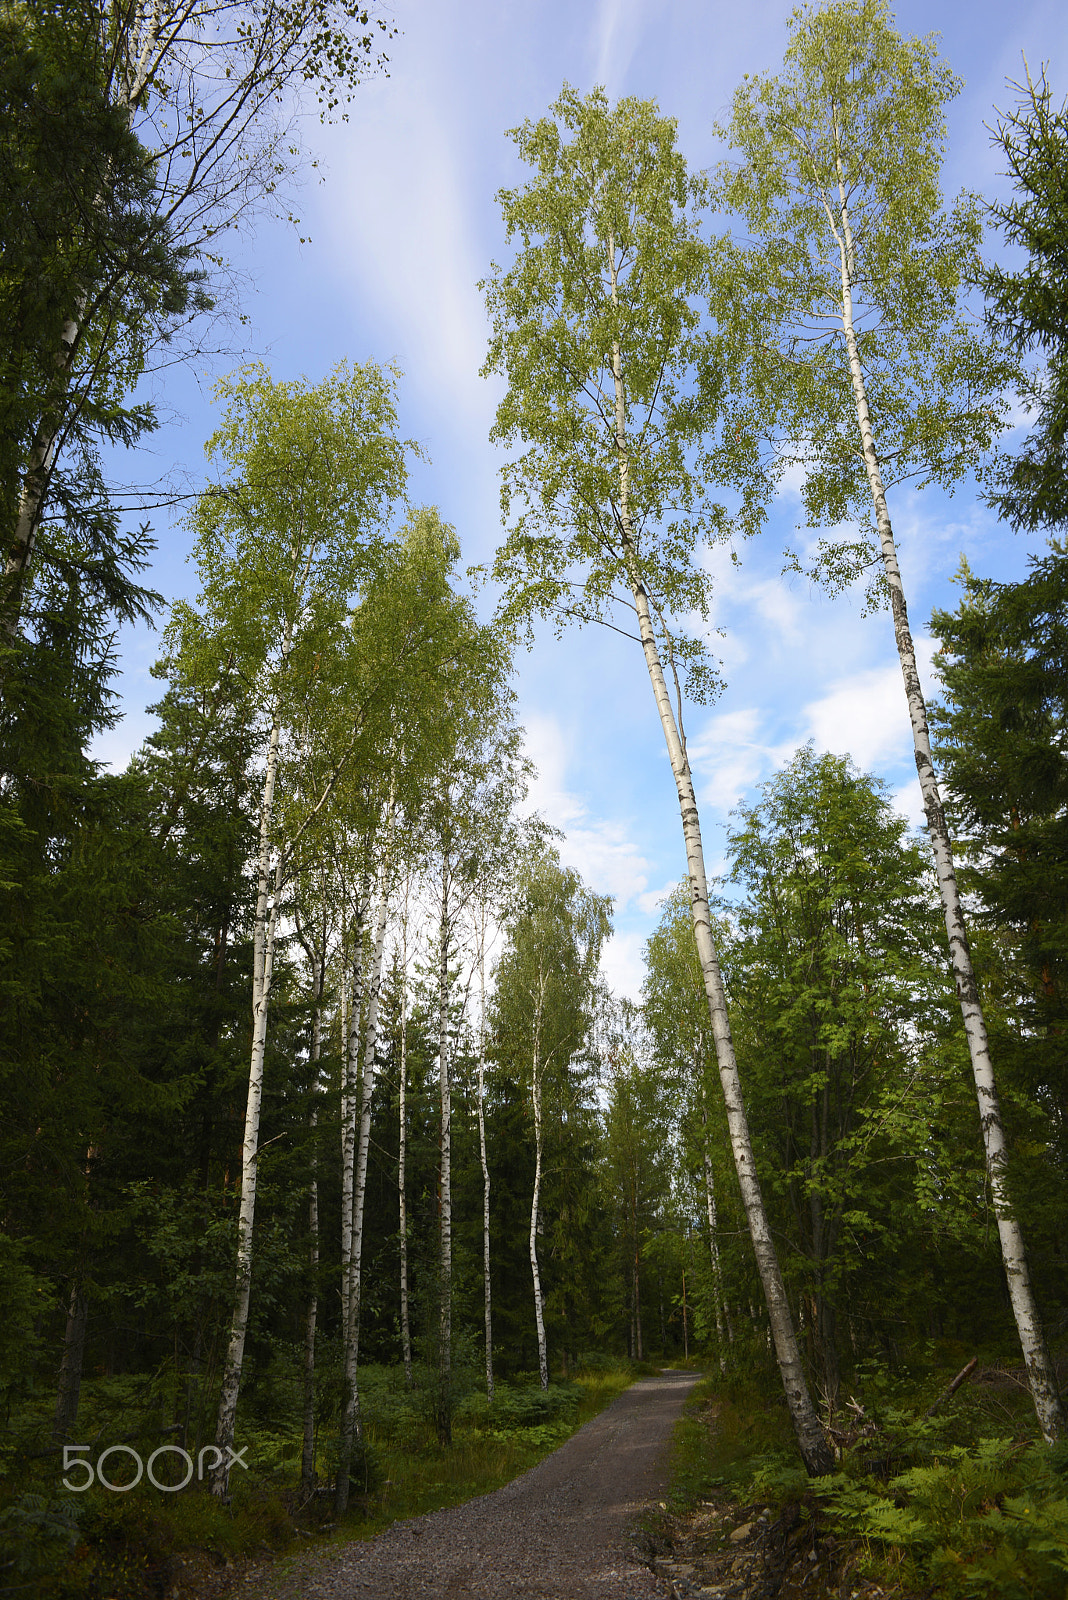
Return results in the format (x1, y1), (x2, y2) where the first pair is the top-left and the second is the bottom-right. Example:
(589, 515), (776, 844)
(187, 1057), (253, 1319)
(801, 663), (910, 770)
(636, 879), (679, 917)
(521, 712), (652, 911)
(687, 706), (793, 815)
(889, 781), (927, 832)
(591, 0), (649, 89)
(600, 928), (646, 1001)
(309, 70), (493, 433)
(800, 637), (938, 773)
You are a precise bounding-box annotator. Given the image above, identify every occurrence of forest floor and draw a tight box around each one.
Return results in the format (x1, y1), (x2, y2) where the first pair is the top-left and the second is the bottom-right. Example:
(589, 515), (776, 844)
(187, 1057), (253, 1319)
(635, 1491), (908, 1600)
(631, 1394), (908, 1600)
(176, 1368), (702, 1600)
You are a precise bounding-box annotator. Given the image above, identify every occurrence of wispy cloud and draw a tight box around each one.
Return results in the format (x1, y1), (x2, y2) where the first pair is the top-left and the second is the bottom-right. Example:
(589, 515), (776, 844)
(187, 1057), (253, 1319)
(688, 706), (794, 815)
(310, 70), (492, 434)
(800, 638), (938, 773)
(590, 0), (650, 89)
(522, 711), (652, 910)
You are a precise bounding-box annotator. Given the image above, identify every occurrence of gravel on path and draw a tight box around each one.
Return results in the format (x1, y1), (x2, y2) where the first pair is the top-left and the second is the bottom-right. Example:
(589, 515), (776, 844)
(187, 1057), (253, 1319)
(238, 1368), (701, 1600)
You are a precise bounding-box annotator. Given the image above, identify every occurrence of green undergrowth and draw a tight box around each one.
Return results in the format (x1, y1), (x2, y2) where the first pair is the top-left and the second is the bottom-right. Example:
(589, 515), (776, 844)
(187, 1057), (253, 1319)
(344, 1360), (637, 1536)
(0, 1357), (639, 1599)
(670, 1344), (1068, 1599)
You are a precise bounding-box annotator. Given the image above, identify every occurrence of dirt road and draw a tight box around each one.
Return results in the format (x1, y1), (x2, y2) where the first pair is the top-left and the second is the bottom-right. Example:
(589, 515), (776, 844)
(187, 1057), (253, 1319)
(243, 1369), (700, 1600)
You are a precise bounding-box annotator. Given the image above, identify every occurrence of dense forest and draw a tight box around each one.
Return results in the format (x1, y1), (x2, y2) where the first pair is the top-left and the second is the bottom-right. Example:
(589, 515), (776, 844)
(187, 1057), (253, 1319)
(2, 0), (1068, 1594)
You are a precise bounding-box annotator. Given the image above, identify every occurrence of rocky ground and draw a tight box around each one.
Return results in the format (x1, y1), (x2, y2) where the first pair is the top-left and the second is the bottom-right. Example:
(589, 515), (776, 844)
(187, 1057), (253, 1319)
(633, 1494), (901, 1600)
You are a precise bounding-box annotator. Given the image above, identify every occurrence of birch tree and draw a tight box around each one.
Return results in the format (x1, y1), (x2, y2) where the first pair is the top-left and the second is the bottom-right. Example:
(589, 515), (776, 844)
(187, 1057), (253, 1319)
(714, 0), (1063, 1442)
(174, 360), (410, 1492)
(420, 641), (526, 1443)
(0, 0), (197, 646)
(490, 848), (610, 1389)
(335, 769), (396, 1514)
(482, 86), (833, 1473)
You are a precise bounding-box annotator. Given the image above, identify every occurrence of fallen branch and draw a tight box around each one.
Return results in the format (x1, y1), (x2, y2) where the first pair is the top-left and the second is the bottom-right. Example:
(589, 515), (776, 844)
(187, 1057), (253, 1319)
(925, 1357), (978, 1418)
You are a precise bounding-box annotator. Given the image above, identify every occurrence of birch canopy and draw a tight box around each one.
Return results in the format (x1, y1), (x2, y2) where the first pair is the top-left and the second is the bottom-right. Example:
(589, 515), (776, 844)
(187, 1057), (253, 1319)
(482, 85), (762, 694)
(713, 0), (1016, 593)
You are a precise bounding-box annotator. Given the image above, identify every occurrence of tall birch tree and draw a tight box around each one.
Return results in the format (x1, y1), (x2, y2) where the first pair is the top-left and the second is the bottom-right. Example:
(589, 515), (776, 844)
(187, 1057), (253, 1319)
(420, 644), (526, 1443)
(482, 86), (833, 1472)
(713, 0), (1063, 1441)
(174, 361), (411, 1492)
(490, 849), (610, 1389)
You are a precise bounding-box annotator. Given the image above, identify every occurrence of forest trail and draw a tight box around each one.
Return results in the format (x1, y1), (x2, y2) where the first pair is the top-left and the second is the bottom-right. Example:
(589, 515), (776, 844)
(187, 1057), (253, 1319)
(238, 1369), (700, 1600)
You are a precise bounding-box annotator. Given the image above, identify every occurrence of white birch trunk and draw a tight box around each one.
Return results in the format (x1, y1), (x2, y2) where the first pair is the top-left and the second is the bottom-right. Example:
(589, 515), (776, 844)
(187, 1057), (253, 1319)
(529, 983), (549, 1391)
(606, 236), (833, 1475)
(436, 856), (453, 1444)
(212, 687), (285, 1493)
(828, 142), (1064, 1444)
(336, 795), (396, 1513)
(301, 948), (324, 1497)
(398, 878), (413, 1389)
(338, 903), (365, 1421)
(477, 911), (494, 1400)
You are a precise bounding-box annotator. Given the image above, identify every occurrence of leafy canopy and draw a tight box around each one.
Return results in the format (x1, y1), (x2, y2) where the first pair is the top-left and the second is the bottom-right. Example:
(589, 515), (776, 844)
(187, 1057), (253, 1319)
(482, 85), (765, 702)
(713, 0), (1016, 595)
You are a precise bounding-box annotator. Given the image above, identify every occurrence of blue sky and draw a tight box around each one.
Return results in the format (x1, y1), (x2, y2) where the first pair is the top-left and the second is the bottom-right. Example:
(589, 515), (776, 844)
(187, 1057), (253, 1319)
(97, 0), (1068, 995)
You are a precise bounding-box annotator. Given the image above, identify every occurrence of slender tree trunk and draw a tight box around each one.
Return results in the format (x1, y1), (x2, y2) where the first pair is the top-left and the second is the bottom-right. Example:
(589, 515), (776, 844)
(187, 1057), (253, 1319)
(529, 992), (549, 1390)
(4, 323), (77, 641)
(605, 235), (832, 1473)
(337, 898), (365, 1467)
(477, 910), (494, 1399)
(633, 1235), (643, 1361)
(212, 689), (286, 1494)
(831, 149), (1063, 1444)
(398, 879), (413, 1390)
(436, 857), (453, 1445)
(301, 942), (325, 1498)
(681, 1266), (689, 1361)
(337, 796), (396, 1514)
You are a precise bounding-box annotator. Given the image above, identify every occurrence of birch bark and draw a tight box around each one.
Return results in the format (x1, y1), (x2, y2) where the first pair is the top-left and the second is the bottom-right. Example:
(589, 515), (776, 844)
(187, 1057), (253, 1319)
(436, 853), (453, 1445)
(529, 975), (549, 1391)
(398, 877), (413, 1389)
(337, 789), (396, 1513)
(698, 1068), (730, 1366)
(212, 671), (286, 1492)
(477, 911), (494, 1400)
(301, 935), (325, 1497)
(829, 141), (1064, 1443)
(337, 899), (365, 1446)
(606, 238), (833, 1477)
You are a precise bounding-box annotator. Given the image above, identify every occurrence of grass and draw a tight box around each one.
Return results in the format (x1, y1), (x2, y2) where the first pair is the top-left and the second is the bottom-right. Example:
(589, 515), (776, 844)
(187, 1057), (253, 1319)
(334, 1361), (639, 1538)
(0, 1358), (642, 1599)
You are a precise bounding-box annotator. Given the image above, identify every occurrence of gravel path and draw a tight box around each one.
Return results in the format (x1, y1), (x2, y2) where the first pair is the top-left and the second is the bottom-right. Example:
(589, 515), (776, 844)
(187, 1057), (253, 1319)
(242, 1369), (700, 1600)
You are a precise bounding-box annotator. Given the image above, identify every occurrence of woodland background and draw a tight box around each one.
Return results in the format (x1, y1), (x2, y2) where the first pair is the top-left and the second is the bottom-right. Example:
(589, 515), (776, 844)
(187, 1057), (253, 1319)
(2, 1), (1068, 1595)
